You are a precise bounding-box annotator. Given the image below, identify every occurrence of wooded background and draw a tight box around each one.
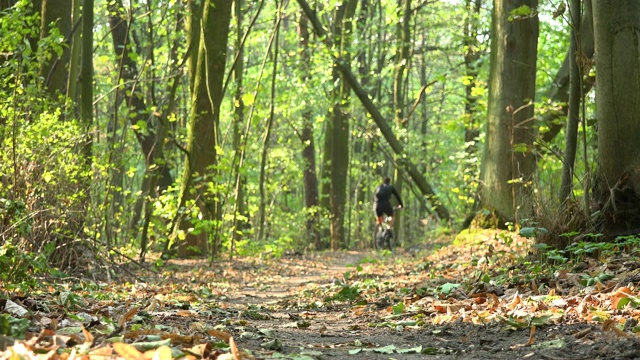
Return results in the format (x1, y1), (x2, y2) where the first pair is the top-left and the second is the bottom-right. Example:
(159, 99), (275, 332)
(1, 0), (638, 272)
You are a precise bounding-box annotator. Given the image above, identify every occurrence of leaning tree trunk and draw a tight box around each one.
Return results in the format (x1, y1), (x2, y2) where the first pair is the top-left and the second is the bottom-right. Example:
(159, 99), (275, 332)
(592, 0), (640, 237)
(296, 0), (451, 222)
(538, 0), (594, 148)
(478, 0), (539, 224)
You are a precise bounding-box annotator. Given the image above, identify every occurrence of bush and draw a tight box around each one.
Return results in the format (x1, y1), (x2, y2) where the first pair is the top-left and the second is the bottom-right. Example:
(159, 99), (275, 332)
(0, 109), (92, 279)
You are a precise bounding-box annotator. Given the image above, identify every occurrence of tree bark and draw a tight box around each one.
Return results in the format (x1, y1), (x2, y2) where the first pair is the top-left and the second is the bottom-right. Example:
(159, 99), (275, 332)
(479, 0), (539, 223)
(66, 0), (81, 104)
(592, 0), (640, 236)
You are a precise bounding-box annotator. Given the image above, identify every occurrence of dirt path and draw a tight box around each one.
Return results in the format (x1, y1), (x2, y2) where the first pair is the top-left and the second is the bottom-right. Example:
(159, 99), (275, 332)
(163, 245), (640, 360)
(4, 234), (640, 360)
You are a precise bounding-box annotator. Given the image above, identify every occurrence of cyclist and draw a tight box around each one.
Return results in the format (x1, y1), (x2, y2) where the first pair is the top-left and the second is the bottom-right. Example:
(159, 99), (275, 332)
(374, 176), (403, 228)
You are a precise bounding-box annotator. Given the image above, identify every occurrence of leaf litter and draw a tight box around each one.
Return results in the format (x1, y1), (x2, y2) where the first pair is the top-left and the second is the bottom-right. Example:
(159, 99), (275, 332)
(3, 230), (640, 359)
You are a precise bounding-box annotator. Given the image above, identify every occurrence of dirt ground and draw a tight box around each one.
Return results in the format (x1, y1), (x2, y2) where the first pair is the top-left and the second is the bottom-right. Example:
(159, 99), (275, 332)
(4, 233), (640, 360)
(170, 247), (640, 360)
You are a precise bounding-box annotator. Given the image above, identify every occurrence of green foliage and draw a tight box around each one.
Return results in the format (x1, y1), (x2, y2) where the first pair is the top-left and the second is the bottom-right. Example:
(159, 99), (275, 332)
(0, 314), (30, 339)
(508, 5), (534, 21)
(0, 109), (90, 277)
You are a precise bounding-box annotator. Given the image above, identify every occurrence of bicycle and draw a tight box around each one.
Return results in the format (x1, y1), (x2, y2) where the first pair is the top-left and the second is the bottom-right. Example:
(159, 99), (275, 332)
(374, 206), (401, 251)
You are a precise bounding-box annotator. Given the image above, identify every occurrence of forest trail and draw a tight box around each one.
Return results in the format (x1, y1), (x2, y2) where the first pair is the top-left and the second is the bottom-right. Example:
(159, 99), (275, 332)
(4, 232), (640, 359)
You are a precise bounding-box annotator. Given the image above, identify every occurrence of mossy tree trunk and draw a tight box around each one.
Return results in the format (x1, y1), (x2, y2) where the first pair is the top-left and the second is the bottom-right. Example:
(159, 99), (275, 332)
(173, 0), (232, 257)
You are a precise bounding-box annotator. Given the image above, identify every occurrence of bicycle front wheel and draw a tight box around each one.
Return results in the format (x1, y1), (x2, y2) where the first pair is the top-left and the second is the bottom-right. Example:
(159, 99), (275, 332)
(374, 225), (385, 250)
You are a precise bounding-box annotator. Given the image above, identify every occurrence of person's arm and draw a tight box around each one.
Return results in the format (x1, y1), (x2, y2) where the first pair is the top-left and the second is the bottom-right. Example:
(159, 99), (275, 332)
(391, 187), (403, 208)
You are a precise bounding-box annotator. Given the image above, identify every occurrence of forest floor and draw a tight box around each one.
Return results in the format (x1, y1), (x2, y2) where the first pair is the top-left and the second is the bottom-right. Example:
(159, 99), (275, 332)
(4, 230), (640, 359)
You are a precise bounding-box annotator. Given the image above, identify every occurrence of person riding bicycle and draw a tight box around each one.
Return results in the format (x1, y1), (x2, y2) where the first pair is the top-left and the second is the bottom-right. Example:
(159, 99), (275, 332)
(374, 176), (403, 227)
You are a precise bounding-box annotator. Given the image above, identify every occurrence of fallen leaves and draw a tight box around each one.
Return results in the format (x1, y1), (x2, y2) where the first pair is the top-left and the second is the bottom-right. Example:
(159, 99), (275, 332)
(4, 231), (640, 359)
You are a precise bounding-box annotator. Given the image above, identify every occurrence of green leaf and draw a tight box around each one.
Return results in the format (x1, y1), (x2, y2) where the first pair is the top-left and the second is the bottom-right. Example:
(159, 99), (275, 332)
(437, 283), (461, 295)
(132, 339), (171, 351)
(373, 345), (396, 354)
(392, 302), (405, 315)
(616, 297), (631, 310)
(397, 346), (422, 354)
(519, 227), (548, 238)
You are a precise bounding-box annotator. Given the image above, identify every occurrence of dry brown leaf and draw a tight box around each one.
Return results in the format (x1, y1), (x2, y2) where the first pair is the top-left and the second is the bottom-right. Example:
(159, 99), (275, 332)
(508, 293), (521, 310)
(183, 343), (207, 357)
(572, 327), (591, 339)
(177, 310), (193, 317)
(81, 327), (93, 346)
(113, 342), (145, 360)
(526, 325), (536, 346)
(118, 307), (140, 327)
(229, 337), (241, 360)
(489, 293), (500, 310)
(89, 346), (113, 356)
(207, 329), (232, 343)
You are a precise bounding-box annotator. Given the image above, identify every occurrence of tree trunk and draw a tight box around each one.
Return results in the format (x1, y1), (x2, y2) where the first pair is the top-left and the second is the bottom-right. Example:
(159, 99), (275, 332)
(392, 0), (412, 243)
(231, 0), (248, 249)
(328, 0), (357, 250)
(257, 3), (282, 243)
(39, 0), (71, 96)
(173, 0), (232, 257)
(107, 0), (173, 192)
(66, 0), (81, 104)
(538, 0), (594, 147)
(479, 0), (539, 223)
(298, 11), (321, 249)
(559, 0), (582, 202)
(80, 0), (93, 166)
(592, 0), (640, 236)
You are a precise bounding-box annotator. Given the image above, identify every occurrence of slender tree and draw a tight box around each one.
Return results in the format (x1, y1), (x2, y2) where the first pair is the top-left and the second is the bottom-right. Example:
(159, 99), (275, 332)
(231, 0), (248, 247)
(538, 0), (594, 148)
(298, 11), (321, 248)
(80, 0), (93, 164)
(392, 0), (413, 242)
(559, 0), (582, 202)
